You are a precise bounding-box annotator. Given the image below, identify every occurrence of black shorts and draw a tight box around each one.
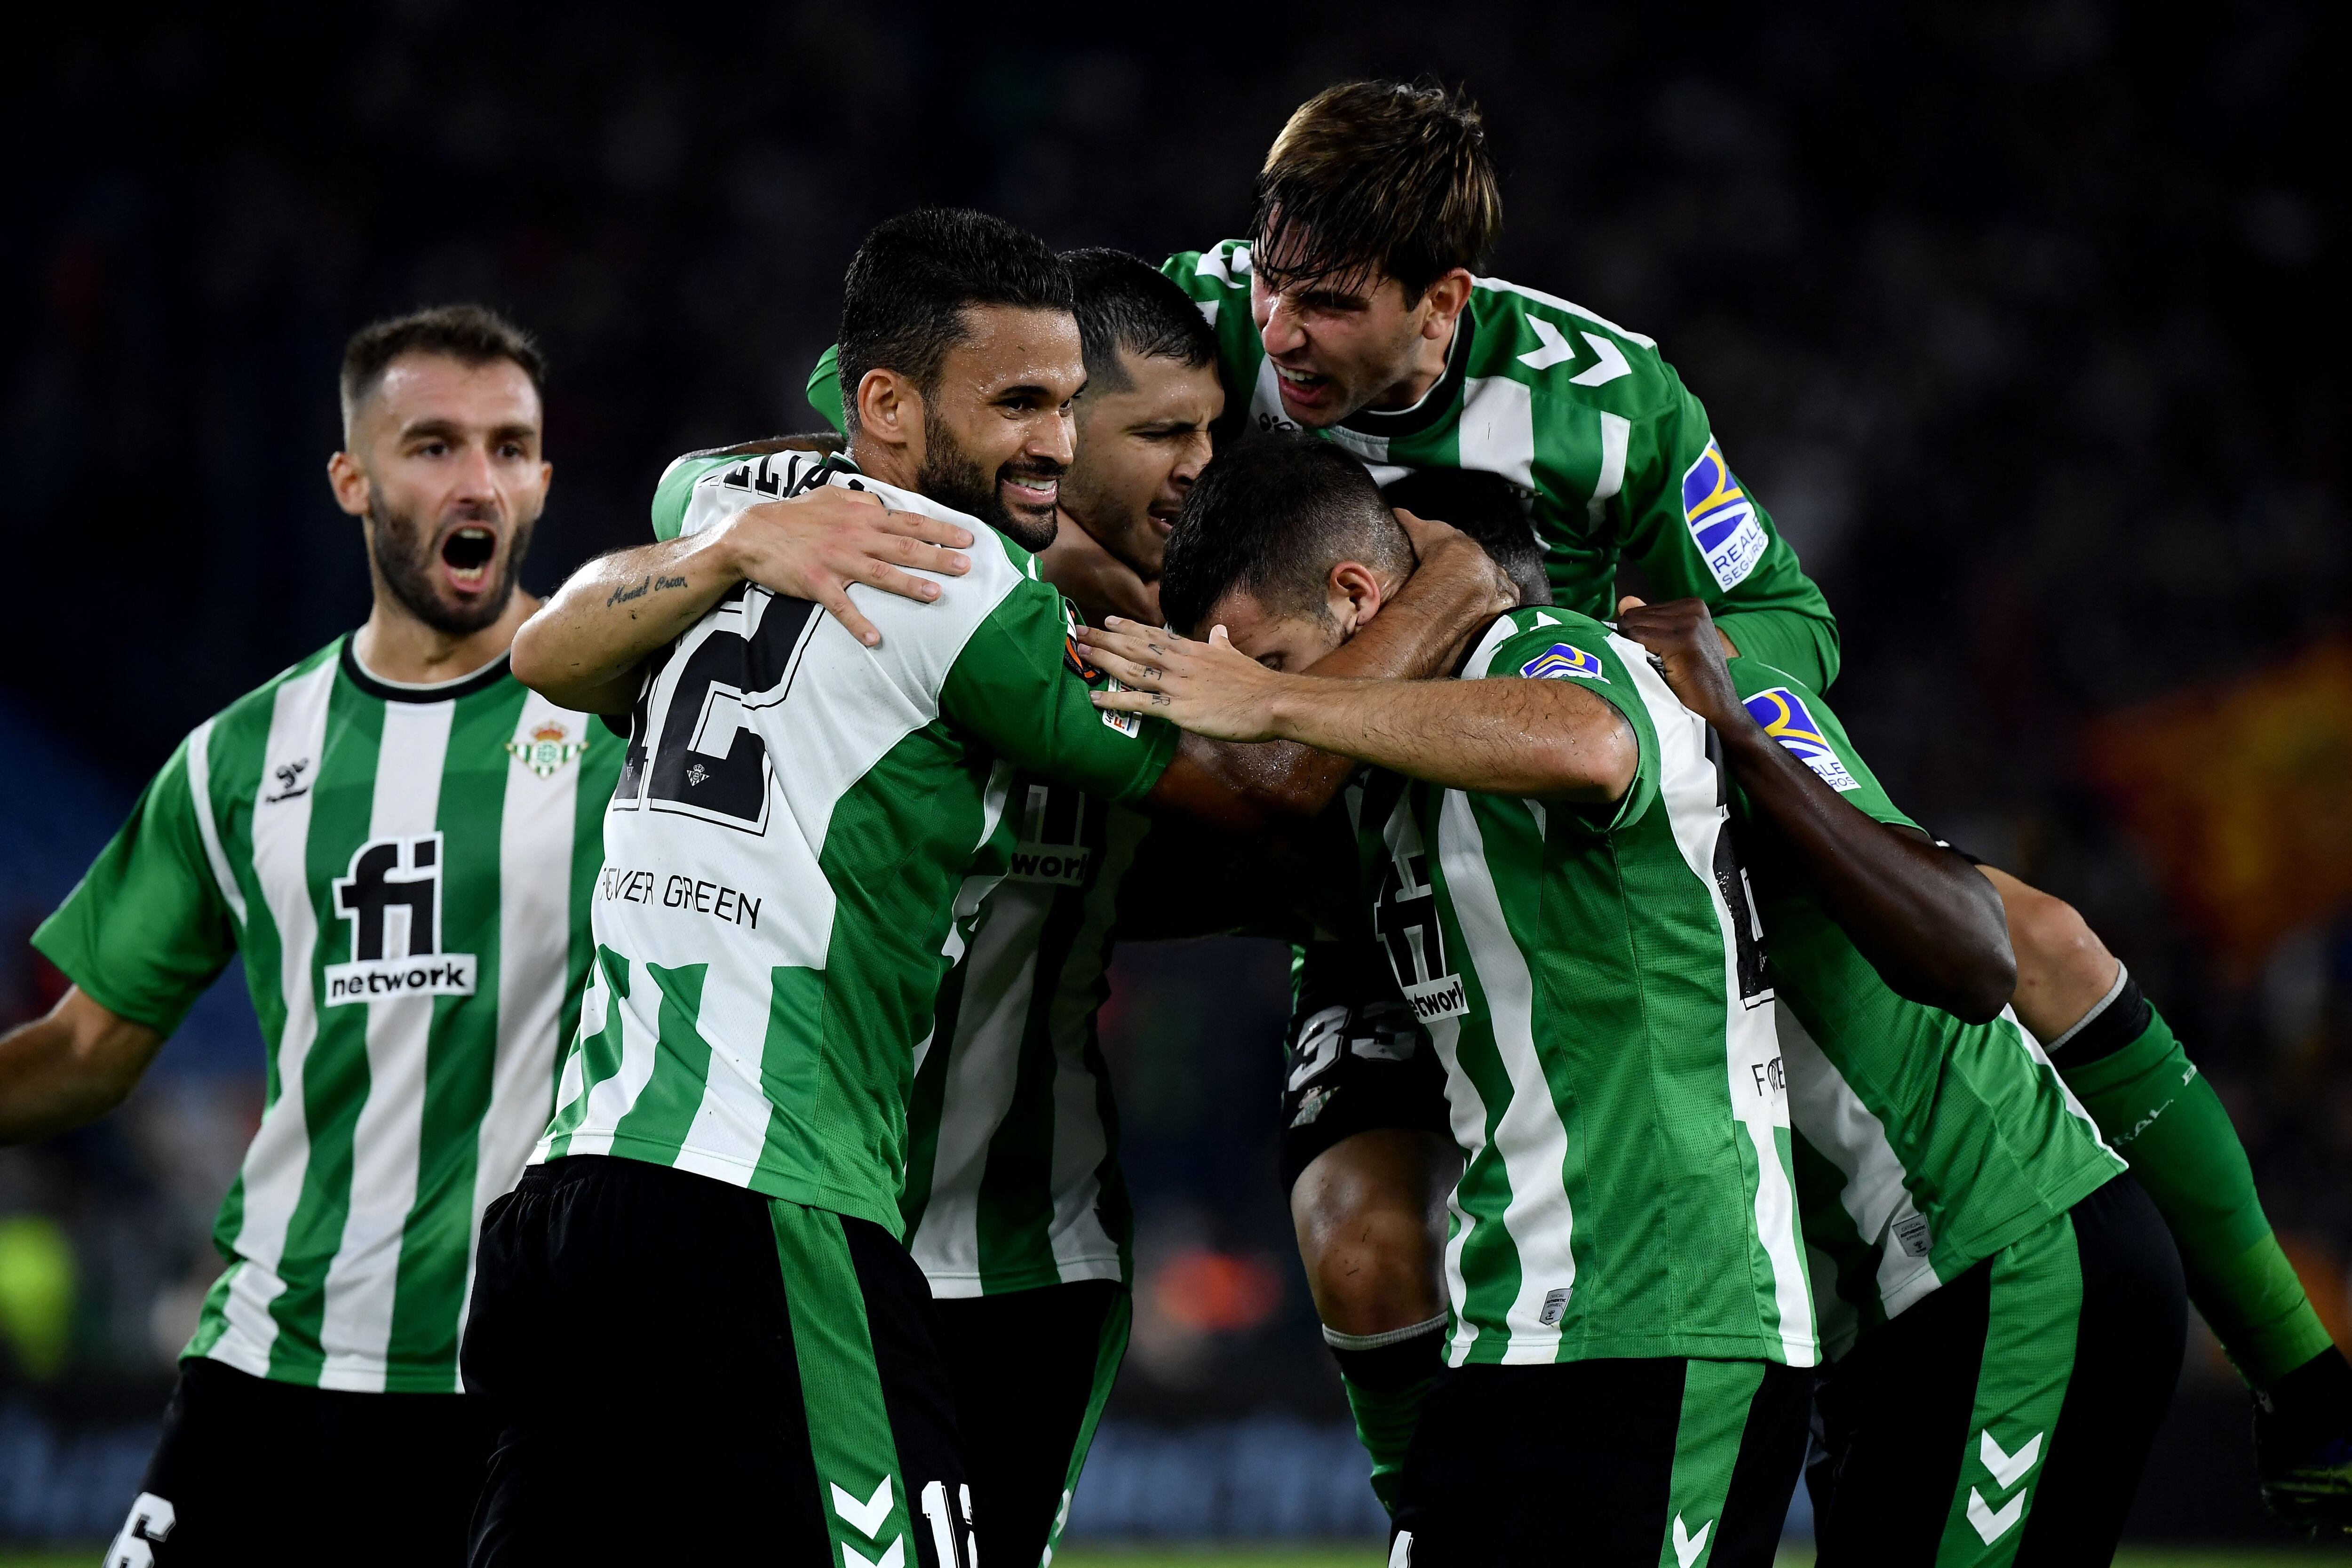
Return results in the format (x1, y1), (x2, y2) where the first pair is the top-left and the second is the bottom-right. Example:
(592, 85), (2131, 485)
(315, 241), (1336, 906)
(1808, 1174), (2186, 1565)
(104, 1356), (496, 1566)
(1392, 1356), (1811, 1568)
(461, 1155), (969, 1568)
(932, 1281), (1127, 1568)
(1279, 940), (1452, 1190)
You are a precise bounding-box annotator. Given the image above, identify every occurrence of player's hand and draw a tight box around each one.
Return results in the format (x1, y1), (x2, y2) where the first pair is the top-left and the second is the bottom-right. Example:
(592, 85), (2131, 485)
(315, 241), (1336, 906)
(716, 488), (973, 648)
(1078, 618), (1291, 742)
(1614, 597), (1746, 729)
(1397, 507), (1518, 617)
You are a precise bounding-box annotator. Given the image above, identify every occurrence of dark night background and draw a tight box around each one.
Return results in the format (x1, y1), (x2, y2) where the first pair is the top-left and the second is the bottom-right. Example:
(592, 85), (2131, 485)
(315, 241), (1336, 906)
(2, 0), (2347, 1545)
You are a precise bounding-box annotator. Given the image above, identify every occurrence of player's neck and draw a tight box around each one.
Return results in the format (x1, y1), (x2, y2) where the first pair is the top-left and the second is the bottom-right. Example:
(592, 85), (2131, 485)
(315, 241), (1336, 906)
(1366, 317), (1459, 414)
(848, 433), (921, 495)
(353, 589), (539, 687)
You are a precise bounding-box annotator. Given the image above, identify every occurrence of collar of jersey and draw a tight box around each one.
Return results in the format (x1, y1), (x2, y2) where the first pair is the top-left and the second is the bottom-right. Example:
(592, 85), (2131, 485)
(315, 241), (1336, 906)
(1336, 308), (1476, 443)
(340, 635), (515, 703)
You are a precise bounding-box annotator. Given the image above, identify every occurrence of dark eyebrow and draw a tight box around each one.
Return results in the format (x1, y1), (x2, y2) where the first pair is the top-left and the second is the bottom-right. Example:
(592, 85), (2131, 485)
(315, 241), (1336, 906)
(1293, 288), (1369, 313)
(993, 379), (1081, 404)
(398, 418), (540, 445)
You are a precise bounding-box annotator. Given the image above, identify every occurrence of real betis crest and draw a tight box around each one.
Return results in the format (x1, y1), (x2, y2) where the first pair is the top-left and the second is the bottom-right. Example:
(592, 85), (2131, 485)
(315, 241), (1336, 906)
(506, 720), (588, 779)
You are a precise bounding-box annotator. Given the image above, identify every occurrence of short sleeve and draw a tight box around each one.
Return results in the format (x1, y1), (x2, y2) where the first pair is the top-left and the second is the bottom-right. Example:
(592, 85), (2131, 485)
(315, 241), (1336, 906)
(939, 577), (1177, 804)
(32, 738), (238, 1034)
(1727, 659), (1920, 832)
(1472, 613), (1660, 830)
(1613, 366), (1841, 690)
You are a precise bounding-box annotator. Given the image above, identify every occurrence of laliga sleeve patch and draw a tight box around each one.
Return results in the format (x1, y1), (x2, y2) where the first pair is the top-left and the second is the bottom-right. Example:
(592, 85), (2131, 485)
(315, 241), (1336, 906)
(1519, 643), (1608, 681)
(1681, 438), (1771, 591)
(1742, 687), (1861, 792)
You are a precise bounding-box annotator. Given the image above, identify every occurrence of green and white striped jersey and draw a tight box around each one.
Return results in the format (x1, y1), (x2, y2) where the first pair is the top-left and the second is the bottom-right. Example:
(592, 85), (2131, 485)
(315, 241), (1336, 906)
(899, 777), (1147, 1294)
(1724, 660), (2123, 1360)
(1163, 241), (1841, 692)
(1351, 607), (1818, 1369)
(34, 642), (619, 1392)
(539, 451), (1176, 1235)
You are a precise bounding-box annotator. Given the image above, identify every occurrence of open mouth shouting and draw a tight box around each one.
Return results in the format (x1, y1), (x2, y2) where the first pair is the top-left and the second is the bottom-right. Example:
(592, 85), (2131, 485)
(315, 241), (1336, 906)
(439, 523), (501, 595)
(1271, 360), (1335, 414)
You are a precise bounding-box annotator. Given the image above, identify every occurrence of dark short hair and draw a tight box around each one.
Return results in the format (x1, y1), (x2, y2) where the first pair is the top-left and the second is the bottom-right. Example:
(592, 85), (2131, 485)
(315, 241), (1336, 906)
(838, 209), (1073, 435)
(339, 303), (545, 429)
(1251, 80), (1502, 301)
(1062, 248), (1217, 394)
(1160, 432), (1412, 634)
(1382, 469), (1550, 607)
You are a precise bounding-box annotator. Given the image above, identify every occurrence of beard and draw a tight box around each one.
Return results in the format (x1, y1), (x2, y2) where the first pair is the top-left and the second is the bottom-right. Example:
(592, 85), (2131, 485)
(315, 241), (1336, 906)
(915, 413), (1062, 553)
(367, 486), (532, 637)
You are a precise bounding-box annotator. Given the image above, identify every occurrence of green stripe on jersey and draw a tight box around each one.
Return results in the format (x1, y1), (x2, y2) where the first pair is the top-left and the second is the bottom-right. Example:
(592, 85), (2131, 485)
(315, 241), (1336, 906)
(1162, 241), (1841, 692)
(1723, 659), (2122, 1357)
(34, 638), (622, 1391)
(1355, 607), (1817, 1369)
(543, 452), (1176, 1235)
(901, 777), (1146, 1296)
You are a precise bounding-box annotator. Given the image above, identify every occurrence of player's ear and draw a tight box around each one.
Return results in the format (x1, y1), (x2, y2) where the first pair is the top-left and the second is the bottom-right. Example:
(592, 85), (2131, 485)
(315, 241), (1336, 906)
(1419, 269), (1475, 339)
(326, 449), (372, 519)
(854, 369), (921, 453)
(1329, 559), (1387, 632)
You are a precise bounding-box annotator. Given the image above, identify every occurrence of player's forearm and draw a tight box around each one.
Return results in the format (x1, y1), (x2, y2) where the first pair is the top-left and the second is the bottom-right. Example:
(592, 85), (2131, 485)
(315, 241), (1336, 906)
(0, 993), (163, 1144)
(1264, 677), (1635, 801)
(511, 533), (745, 713)
(1719, 725), (2014, 1020)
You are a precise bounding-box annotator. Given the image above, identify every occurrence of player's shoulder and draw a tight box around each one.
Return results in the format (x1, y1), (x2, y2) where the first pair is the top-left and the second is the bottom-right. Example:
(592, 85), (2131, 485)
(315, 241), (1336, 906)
(185, 639), (344, 792)
(1463, 274), (1680, 414)
(1462, 606), (1620, 680)
(656, 447), (838, 542)
(1162, 239), (1254, 298)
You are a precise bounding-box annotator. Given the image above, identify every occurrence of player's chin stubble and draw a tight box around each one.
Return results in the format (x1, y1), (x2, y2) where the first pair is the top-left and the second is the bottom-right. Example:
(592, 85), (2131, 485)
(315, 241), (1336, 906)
(917, 422), (1059, 553)
(368, 489), (531, 638)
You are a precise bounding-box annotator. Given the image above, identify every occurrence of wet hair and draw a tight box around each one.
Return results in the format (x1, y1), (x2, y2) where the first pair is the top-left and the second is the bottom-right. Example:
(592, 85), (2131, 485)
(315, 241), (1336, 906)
(837, 208), (1073, 436)
(339, 303), (545, 432)
(1062, 247), (1218, 394)
(1382, 468), (1549, 606)
(1160, 432), (1412, 634)
(1251, 80), (1502, 301)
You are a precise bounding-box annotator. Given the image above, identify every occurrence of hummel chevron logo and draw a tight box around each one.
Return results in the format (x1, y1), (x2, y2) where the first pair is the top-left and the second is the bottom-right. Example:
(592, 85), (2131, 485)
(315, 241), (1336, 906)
(1672, 1513), (1713, 1568)
(1980, 1429), (2043, 1488)
(1569, 331), (1632, 387)
(1518, 318), (1579, 371)
(842, 1540), (905, 1568)
(832, 1477), (894, 1538)
(1967, 1485), (2026, 1544)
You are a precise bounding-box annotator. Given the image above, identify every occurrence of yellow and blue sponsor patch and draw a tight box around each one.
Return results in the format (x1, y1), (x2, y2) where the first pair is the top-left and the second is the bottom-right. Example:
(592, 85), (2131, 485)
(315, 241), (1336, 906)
(1682, 438), (1771, 592)
(1742, 687), (1861, 792)
(1520, 643), (1608, 682)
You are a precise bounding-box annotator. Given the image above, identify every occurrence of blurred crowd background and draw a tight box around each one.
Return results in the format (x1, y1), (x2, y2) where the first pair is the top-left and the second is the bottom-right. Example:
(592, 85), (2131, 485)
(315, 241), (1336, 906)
(1, 0), (2344, 1543)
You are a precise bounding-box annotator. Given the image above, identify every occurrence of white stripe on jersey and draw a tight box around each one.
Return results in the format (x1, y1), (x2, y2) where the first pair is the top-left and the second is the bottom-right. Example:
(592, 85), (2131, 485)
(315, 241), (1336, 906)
(1778, 1007), (1940, 1359)
(1472, 277), (1659, 349)
(563, 954), (660, 1157)
(1433, 790), (1579, 1367)
(1588, 412), (1630, 528)
(1615, 643), (1818, 1367)
(317, 697), (453, 1389)
(452, 692), (590, 1386)
(184, 720), (247, 928)
(210, 655), (339, 1377)
(1455, 377), (1536, 491)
